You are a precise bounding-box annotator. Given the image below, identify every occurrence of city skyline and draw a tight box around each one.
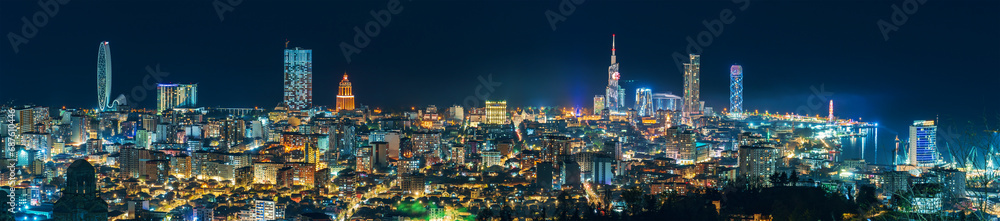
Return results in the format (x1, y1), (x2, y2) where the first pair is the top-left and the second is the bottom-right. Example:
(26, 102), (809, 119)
(1, 1), (999, 220)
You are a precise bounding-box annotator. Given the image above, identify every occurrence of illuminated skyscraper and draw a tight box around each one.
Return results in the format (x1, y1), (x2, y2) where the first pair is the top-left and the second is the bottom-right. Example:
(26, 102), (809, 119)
(682, 54), (700, 122)
(652, 93), (681, 111)
(283, 47), (312, 110)
(336, 73), (355, 111)
(485, 100), (507, 125)
(909, 120), (939, 167)
(606, 34), (622, 114)
(828, 100), (834, 121)
(157, 83), (198, 113)
(97, 41), (112, 111)
(635, 88), (652, 117)
(593, 95), (605, 115)
(730, 65), (743, 117)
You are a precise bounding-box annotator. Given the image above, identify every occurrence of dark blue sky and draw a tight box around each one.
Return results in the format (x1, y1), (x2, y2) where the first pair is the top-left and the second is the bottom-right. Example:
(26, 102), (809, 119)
(1, 0), (998, 134)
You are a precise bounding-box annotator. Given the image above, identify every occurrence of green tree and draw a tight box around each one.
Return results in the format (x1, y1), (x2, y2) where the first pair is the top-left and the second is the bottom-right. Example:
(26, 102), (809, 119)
(769, 172), (780, 186)
(788, 172), (799, 186)
(778, 172), (789, 186)
(476, 207), (493, 221)
(855, 185), (881, 218)
(621, 186), (644, 215)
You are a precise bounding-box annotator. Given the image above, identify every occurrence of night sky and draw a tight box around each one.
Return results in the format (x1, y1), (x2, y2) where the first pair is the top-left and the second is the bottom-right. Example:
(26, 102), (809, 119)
(1, 0), (998, 135)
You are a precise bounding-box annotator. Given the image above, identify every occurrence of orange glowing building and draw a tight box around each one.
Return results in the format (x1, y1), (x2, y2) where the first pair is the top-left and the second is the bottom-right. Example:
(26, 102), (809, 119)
(336, 73), (355, 111)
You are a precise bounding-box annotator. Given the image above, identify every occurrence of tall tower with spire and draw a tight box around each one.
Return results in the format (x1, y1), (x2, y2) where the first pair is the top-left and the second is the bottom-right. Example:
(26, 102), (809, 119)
(336, 73), (355, 112)
(606, 34), (622, 114)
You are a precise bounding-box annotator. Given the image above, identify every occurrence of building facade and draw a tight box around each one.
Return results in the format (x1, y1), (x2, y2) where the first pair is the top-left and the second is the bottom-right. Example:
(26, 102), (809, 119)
(606, 34), (622, 114)
(593, 95), (605, 115)
(97, 41), (112, 112)
(908, 120), (938, 167)
(485, 100), (507, 125)
(730, 65), (742, 117)
(283, 47), (313, 110)
(336, 73), (355, 111)
(682, 54), (701, 123)
(635, 88), (652, 117)
(157, 83), (198, 113)
(738, 145), (778, 186)
(52, 160), (108, 221)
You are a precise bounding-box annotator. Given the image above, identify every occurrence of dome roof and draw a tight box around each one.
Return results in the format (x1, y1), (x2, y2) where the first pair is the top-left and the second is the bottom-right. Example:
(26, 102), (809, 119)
(68, 159), (94, 171)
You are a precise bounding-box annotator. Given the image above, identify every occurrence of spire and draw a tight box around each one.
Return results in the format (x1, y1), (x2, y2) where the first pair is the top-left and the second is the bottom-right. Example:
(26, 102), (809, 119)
(611, 34), (617, 64)
(343, 71), (349, 81)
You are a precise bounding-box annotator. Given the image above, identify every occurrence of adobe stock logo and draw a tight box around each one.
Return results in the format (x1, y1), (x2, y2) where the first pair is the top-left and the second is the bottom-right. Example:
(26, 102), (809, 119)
(670, 0), (749, 75)
(341, 0), (411, 64)
(544, 0), (585, 31)
(877, 0), (927, 41)
(7, 0), (71, 54)
(125, 64), (171, 106)
(463, 74), (503, 109)
(213, 0), (243, 22)
(795, 84), (833, 117)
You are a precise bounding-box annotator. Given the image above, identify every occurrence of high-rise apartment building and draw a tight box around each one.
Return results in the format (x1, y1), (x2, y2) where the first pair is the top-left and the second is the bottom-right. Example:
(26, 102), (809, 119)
(909, 120), (939, 167)
(157, 83), (198, 113)
(356, 146), (373, 173)
(683, 54), (701, 123)
(254, 199), (278, 221)
(283, 47), (312, 110)
(739, 145), (778, 186)
(485, 100), (507, 125)
(593, 95), (605, 115)
(635, 88), (652, 117)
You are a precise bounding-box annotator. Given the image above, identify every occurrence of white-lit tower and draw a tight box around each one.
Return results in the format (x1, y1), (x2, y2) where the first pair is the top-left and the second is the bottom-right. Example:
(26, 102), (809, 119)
(97, 41), (112, 111)
(729, 65), (743, 117)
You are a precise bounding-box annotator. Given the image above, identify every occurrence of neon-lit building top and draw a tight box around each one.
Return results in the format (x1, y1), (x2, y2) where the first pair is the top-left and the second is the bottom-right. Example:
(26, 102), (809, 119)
(336, 73), (355, 112)
(730, 65), (743, 117)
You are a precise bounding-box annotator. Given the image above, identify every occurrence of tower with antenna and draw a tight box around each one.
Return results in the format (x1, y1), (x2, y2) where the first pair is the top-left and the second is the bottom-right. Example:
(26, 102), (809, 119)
(606, 34), (622, 114)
